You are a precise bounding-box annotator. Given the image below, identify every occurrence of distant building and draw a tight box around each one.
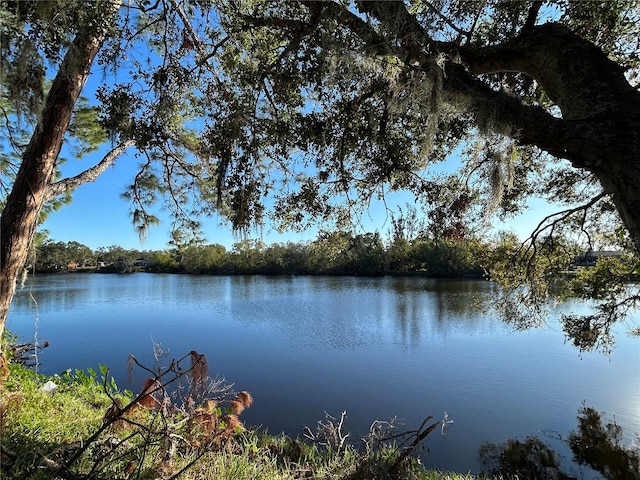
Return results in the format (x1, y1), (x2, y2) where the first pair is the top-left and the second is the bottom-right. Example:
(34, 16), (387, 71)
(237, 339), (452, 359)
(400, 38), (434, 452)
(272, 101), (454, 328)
(134, 259), (147, 267)
(576, 250), (623, 266)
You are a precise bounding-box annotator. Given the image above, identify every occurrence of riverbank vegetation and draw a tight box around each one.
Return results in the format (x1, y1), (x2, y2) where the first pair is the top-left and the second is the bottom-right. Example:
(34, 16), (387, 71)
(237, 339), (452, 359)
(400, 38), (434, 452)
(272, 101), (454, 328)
(1, 344), (475, 480)
(31, 204), (606, 279)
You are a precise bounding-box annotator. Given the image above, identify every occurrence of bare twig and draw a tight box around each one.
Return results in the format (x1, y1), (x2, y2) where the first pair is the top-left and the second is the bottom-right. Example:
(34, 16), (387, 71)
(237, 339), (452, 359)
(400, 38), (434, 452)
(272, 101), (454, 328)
(304, 411), (350, 452)
(515, 191), (609, 280)
(63, 350), (202, 468)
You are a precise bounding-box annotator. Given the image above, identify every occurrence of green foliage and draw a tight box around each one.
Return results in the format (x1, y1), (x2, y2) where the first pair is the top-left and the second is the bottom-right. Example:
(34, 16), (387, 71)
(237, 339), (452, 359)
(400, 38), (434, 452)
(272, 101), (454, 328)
(305, 231), (387, 276)
(559, 253), (639, 352)
(182, 244), (228, 273)
(67, 98), (109, 157)
(35, 239), (96, 270)
(567, 254), (639, 301)
(480, 231), (640, 352)
(148, 249), (181, 273)
(1, 363), (112, 471)
(410, 239), (484, 278)
(561, 0), (640, 68)
(3, 0), (639, 469)
(57, 364), (129, 402)
(29, 229), (488, 278)
(95, 245), (141, 273)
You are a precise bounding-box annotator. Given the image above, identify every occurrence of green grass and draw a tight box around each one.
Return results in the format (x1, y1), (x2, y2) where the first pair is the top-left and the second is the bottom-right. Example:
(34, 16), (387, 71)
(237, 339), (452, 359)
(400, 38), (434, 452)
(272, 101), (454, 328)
(2, 364), (106, 444)
(1, 361), (480, 480)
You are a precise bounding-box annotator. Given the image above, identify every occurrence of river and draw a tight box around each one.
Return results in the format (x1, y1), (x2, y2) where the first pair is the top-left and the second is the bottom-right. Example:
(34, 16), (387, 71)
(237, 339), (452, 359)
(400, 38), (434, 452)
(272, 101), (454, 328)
(6, 273), (640, 477)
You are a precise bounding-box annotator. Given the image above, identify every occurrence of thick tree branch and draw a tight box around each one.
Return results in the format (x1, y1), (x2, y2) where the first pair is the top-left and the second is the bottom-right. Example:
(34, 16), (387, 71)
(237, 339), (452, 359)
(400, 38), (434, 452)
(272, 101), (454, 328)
(342, 3), (561, 141)
(354, 0), (437, 57)
(441, 61), (582, 162)
(45, 140), (135, 200)
(449, 23), (639, 120)
(341, 3), (636, 172)
(336, 3), (637, 166)
(522, 0), (543, 33)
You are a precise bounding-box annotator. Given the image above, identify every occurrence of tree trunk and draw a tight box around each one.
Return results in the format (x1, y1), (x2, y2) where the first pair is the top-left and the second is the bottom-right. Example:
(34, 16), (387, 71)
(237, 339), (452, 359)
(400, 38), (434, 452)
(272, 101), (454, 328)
(0, 4), (120, 377)
(588, 128), (640, 249)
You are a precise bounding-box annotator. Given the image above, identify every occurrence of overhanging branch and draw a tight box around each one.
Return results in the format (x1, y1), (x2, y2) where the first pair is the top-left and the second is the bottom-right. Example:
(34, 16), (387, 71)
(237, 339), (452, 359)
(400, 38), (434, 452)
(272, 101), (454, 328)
(46, 140), (135, 200)
(522, 191), (609, 262)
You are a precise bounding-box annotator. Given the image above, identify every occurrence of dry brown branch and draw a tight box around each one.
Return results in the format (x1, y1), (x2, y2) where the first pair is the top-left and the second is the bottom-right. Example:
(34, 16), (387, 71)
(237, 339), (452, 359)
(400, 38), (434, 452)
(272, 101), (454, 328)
(63, 350), (210, 469)
(4, 346), (251, 479)
(189, 350), (209, 396)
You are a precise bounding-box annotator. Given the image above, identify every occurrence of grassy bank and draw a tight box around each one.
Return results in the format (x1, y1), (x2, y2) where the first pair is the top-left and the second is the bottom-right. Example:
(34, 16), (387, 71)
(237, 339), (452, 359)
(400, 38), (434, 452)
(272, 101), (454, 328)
(0, 358), (480, 480)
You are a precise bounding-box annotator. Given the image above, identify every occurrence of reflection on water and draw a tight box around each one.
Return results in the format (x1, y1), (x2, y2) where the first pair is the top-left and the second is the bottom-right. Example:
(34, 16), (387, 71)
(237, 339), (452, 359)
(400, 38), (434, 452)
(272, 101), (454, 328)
(7, 273), (640, 477)
(479, 406), (640, 480)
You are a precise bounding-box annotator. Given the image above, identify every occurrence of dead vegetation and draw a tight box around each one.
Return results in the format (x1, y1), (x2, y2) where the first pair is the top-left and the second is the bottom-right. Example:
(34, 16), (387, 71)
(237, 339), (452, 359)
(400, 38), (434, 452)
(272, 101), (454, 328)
(1, 348), (253, 479)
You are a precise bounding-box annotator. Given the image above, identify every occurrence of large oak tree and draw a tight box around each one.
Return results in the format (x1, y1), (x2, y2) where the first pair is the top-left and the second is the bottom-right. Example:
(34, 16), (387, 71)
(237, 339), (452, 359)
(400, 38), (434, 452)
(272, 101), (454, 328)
(2, 0), (639, 372)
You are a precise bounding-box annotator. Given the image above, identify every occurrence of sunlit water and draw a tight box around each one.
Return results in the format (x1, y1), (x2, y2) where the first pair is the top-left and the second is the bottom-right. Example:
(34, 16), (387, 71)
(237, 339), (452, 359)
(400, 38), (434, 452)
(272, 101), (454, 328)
(7, 273), (640, 477)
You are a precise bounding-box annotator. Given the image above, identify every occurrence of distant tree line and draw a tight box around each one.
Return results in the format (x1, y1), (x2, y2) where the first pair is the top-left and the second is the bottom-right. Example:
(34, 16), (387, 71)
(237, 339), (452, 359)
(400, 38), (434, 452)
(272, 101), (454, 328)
(30, 229), (492, 278)
(31, 224), (632, 297)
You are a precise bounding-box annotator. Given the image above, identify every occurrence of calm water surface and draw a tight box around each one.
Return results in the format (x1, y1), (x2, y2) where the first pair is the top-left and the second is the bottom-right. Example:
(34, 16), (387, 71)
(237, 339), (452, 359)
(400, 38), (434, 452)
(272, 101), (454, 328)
(7, 273), (640, 476)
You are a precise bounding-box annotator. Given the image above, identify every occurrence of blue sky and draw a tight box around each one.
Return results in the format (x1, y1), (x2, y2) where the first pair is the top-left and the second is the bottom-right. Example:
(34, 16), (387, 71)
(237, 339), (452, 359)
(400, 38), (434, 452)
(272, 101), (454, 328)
(39, 144), (415, 251)
(40, 144), (320, 251)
